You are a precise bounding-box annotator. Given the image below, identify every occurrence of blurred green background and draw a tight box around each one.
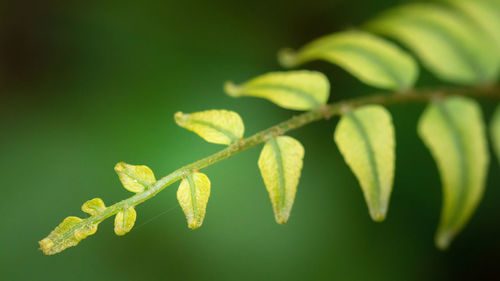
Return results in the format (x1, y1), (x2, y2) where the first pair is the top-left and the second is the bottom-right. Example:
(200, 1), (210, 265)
(1, 0), (499, 280)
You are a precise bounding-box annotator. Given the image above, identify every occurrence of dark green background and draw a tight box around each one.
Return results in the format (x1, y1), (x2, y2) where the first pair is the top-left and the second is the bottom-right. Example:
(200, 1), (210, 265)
(1, 0), (499, 280)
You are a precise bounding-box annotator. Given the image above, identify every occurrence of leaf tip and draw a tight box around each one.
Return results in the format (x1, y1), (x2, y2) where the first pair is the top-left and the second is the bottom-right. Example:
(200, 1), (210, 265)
(174, 111), (187, 126)
(188, 220), (202, 230)
(39, 238), (54, 255)
(224, 81), (241, 97)
(114, 229), (126, 236)
(275, 215), (289, 225)
(370, 210), (387, 222)
(435, 232), (453, 251)
(114, 162), (126, 173)
(277, 48), (298, 68)
(368, 202), (388, 222)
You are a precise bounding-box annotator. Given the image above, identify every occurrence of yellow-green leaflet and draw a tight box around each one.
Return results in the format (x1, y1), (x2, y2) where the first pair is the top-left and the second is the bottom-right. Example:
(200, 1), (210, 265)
(177, 172), (211, 229)
(446, 0), (500, 51)
(175, 109), (244, 145)
(489, 105), (500, 165)
(39, 216), (98, 255)
(224, 70), (329, 111)
(258, 136), (304, 224)
(114, 162), (156, 193)
(418, 96), (489, 250)
(114, 207), (137, 236)
(278, 30), (417, 90)
(81, 198), (106, 216)
(365, 3), (500, 85)
(334, 105), (395, 222)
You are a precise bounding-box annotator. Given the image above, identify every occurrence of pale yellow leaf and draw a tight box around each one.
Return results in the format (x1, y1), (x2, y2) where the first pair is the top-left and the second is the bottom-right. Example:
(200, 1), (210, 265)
(418, 96), (489, 250)
(81, 198), (106, 216)
(114, 162), (156, 193)
(279, 30), (418, 90)
(177, 172), (211, 229)
(39, 216), (98, 255)
(258, 136), (304, 224)
(225, 70), (329, 111)
(114, 207), (137, 236)
(334, 105), (395, 222)
(175, 109), (244, 145)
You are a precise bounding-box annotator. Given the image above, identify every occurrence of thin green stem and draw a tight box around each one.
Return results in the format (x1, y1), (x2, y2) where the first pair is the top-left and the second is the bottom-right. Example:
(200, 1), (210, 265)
(47, 84), (500, 248)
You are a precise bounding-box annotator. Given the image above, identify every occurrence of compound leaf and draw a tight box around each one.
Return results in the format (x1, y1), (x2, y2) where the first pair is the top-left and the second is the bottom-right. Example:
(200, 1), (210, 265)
(175, 109), (244, 145)
(279, 30), (418, 90)
(114, 162), (156, 193)
(258, 136), (305, 224)
(365, 3), (500, 85)
(334, 105), (395, 222)
(177, 172), (211, 229)
(81, 198), (106, 216)
(39, 216), (98, 255)
(114, 207), (137, 236)
(225, 70), (329, 111)
(418, 96), (489, 250)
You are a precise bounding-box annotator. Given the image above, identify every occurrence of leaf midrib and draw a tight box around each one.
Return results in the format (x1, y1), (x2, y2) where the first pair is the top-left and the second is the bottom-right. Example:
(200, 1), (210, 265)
(189, 119), (239, 143)
(122, 170), (151, 189)
(187, 174), (198, 218)
(390, 15), (485, 81)
(245, 84), (321, 108)
(305, 43), (406, 88)
(436, 103), (469, 228)
(270, 138), (286, 212)
(347, 113), (381, 210)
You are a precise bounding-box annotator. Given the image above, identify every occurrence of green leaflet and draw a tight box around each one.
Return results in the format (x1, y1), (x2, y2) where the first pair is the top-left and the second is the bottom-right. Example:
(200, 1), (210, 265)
(446, 0), (500, 51)
(114, 162), (156, 193)
(175, 109), (244, 145)
(334, 105), (395, 222)
(258, 136), (305, 224)
(365, 3), (500, 85)
(490, 105), (500, 165)
(39, 216), (98, 255)
(224, 70), (329, 111)
(177, 172), (211, 229)
(278, 30), (418, 90)
(418, 96), (489, 250)
(114, 207), (137, 236)
(81, 198), (106, 216)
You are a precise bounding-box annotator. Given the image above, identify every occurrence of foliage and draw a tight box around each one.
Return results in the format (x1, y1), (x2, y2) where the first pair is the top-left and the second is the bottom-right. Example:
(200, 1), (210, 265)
(334, 105), (395, 222)
(40, 0), (500, 255)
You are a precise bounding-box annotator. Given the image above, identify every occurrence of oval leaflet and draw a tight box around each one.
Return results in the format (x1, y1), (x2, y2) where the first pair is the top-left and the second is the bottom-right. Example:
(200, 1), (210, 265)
(177, 172), (211, 229)
(175, 109), (244, 145)
(39, 216), (98, 255)
(114, 207), (137, 236)
(418, 96), (489, 249)
(334, 105), (396, 222)
(279, 30), (418, 90)
(258, 136), (305, 224)
(81, 198), (106, 216)
(225, 70), (330, 111)
(114, 162), (156, 193)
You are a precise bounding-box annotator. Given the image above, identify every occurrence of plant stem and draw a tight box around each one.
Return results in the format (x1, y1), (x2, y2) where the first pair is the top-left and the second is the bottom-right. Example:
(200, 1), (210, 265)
(58, 84), (500, 234)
